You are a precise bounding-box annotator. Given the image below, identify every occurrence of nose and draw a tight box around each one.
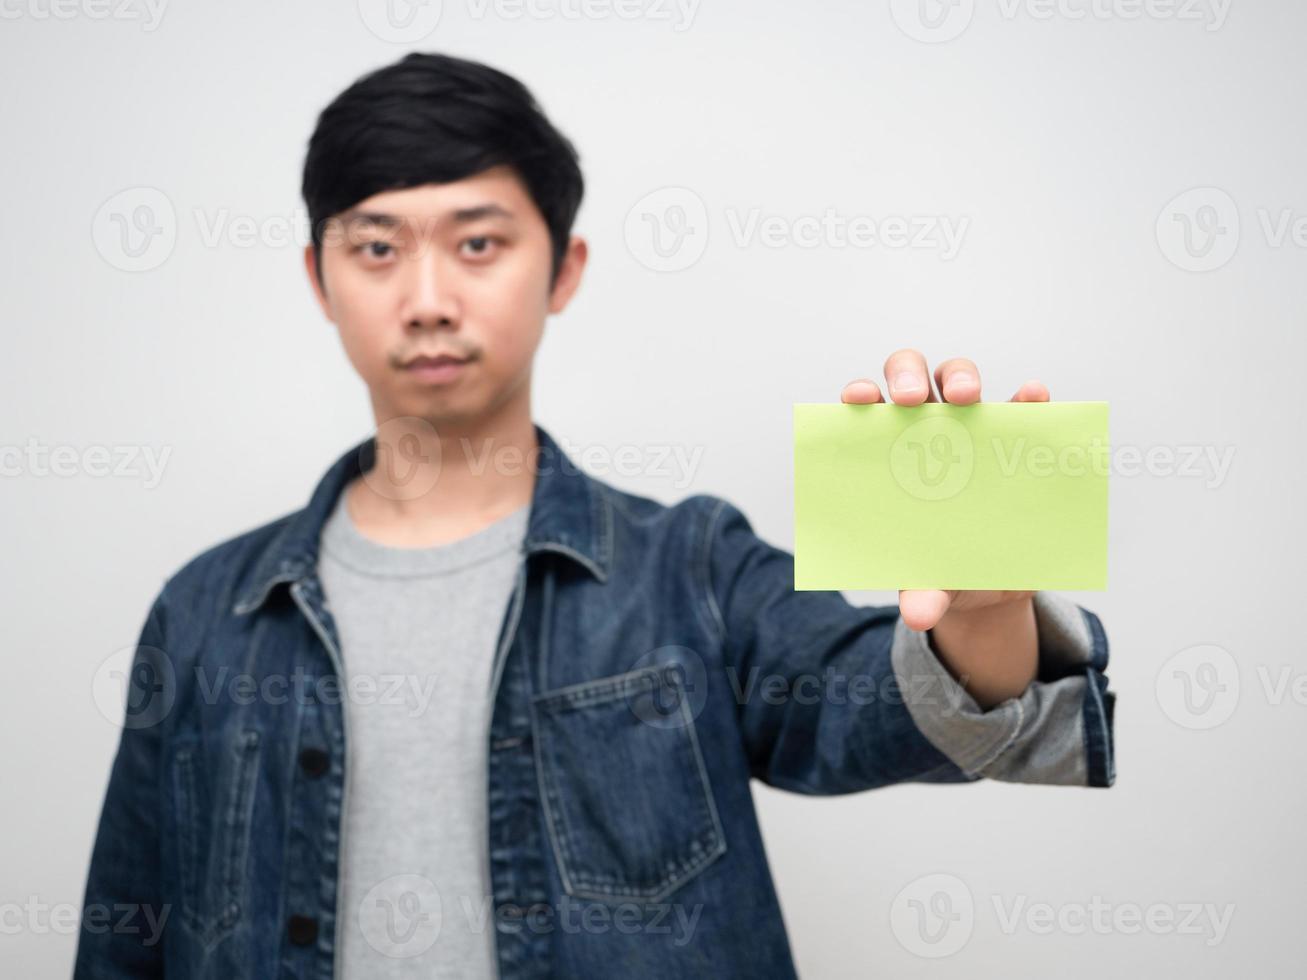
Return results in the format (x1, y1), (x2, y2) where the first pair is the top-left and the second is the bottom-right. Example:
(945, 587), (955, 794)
(401, 250), (460, 332)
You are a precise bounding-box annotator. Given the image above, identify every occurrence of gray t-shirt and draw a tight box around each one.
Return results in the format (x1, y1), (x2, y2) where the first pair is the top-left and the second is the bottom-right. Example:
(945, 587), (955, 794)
(318, 483), (528, 979)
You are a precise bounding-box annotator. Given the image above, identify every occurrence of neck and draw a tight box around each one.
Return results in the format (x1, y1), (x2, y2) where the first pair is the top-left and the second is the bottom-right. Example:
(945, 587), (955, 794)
(347, 388), (537, 548)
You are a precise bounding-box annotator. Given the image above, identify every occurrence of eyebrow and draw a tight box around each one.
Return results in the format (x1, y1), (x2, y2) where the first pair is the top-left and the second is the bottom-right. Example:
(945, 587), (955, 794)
(341, 203), (516, 228)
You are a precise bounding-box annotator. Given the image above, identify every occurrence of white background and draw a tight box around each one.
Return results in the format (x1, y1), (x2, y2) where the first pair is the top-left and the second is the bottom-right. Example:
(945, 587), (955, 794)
(2, 0), (1304, 975)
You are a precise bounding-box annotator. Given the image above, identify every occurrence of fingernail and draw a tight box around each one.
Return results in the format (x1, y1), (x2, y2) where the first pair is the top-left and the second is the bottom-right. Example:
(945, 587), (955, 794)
(950, 372), (976, 390)
(893, 372), (923, 394)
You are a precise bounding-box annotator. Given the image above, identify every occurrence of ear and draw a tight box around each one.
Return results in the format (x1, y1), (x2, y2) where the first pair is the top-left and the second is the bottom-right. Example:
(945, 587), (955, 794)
(303, 243), (334, 322)
(547, 235), (589, 315)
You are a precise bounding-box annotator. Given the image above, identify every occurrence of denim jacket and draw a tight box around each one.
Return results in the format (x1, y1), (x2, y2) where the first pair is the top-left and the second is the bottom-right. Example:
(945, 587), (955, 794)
(76, 424), (1115, 979)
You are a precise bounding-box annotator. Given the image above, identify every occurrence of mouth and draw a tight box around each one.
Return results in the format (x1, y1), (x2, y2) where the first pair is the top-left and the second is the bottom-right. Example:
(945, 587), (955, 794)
(403, 352), (474, 384)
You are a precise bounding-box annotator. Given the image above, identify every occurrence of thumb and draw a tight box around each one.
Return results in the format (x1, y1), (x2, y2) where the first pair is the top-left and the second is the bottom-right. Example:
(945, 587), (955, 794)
(898, 589), (954, 632)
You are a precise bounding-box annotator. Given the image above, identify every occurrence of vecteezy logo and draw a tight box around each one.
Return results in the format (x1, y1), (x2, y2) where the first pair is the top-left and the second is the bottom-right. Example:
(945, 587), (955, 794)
(889, 0), (975, 43)
(93, 642), (177, 730)
(623, 187), (709, 272)
(889, 872), (974, 958)
(1155, 187), (1240, 272)
(359, 874), (442, 958)
(92, 187), (177, 272)
(626, 646), (708, 730)
(362, 417), (443, 502)
(357, 0), (442, 42)
(890, 415), (975, 501)
(1155, 643), (1240, 730)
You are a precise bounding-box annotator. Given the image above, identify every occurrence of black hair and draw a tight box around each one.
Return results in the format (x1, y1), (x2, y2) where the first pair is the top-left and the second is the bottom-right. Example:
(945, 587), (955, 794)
(301, 52), (584, 288)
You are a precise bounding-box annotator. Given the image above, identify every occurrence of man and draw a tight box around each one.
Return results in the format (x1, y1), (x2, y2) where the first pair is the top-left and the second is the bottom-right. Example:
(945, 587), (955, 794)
(76, 52), (1114, 979)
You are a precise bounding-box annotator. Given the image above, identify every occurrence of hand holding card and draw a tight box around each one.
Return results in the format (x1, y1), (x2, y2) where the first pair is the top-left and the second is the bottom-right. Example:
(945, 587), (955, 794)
(795, 352), (1108, 642)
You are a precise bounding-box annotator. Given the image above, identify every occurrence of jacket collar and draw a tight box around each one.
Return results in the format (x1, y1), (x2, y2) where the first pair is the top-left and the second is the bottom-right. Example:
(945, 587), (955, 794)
(232, 424), (611, 616)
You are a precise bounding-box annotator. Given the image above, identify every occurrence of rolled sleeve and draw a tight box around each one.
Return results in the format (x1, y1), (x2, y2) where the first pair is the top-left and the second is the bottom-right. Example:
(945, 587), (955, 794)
(889, 592), (1116, 787)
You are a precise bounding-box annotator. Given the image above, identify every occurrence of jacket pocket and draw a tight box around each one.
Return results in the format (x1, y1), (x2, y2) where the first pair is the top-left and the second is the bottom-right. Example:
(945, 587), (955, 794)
(172, 728), (262, 946)
(531, 665), (726, 904)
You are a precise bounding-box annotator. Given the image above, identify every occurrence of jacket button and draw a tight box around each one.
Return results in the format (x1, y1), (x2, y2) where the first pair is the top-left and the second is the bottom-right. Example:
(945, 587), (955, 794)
(287, 914), (318, 946)
(298, 747), (329, 778)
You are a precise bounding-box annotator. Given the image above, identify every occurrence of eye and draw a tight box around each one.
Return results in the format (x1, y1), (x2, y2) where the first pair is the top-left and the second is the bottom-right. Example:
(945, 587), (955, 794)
(460, 235), (500, 259)
(349, 239), (396, 263)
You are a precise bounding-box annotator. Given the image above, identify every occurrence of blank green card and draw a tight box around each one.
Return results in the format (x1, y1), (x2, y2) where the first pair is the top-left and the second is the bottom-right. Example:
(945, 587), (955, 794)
(793, 402), (1109, 591)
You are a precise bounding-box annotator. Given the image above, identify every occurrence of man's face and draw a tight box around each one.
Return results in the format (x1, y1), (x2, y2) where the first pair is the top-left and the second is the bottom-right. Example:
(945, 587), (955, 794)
(305, 165), (585, 432)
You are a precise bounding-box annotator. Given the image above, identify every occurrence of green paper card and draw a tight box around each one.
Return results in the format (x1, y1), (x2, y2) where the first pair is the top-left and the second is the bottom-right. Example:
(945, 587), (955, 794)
(793, 401), (1109, 591)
